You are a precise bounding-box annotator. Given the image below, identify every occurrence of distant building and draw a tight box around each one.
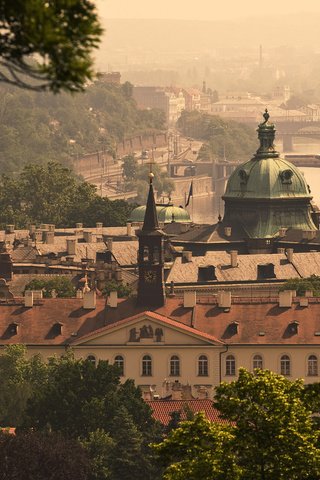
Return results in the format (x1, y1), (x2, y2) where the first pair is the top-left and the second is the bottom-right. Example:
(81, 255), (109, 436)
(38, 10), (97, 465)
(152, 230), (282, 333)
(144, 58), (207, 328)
(97, 72), (121, 85)
(182, 87), (201, 111)
(133, 86), (180, 125)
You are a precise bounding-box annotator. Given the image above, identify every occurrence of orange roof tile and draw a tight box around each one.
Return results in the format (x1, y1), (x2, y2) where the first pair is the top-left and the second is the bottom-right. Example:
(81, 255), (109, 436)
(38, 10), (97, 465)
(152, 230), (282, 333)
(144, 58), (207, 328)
(146, 399), (227, 425)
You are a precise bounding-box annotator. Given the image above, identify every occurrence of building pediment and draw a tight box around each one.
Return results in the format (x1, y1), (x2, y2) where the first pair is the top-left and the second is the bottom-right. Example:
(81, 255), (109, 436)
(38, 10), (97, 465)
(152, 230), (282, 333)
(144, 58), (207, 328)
(72, 311), (222, 347)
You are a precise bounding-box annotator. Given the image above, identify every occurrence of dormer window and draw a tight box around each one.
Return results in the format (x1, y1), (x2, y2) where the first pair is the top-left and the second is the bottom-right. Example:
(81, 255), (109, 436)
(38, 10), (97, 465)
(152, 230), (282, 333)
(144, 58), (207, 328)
(54, 322), (63, 336)
(9, 322), (19, 335)
(290, 321), (299, 335)
(280, 169), (293, 184)
(239, 169), (249, 184)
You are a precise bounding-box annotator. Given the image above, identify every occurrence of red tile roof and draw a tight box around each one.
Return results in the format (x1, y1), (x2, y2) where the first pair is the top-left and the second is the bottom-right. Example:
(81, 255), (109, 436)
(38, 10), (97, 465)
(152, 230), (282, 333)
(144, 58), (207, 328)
(0, 296), (319, 346)
(146, 399), (226, 425)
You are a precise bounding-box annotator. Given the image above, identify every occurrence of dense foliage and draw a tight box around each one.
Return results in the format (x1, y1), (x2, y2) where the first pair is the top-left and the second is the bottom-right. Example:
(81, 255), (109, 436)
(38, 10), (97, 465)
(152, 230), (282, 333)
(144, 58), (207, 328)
(156, 369), (320, 480)
(0, 0), (102, 93)
(24, 277), (76, 298)
(0, 162), (134, 228)
(0, 346), (162, 480)
(280, 275), (320, 296)
(0, 430), (90, 480)
(177, 110), (257, 163)
(0, 82), (165, 174)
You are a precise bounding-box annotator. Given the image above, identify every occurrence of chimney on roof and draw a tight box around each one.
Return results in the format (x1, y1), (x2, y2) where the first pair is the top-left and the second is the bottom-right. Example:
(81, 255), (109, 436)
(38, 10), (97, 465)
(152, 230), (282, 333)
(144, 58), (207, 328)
(279, 290), (293, 308)
(96, 222), (103, 230)
(182, 251), (192, 262)
(48, 224), (55, 232)
(34, 230), (43, 243)
(127, 222), (132, 236)
(5, 225), (14, 234)
(29, 224), (36, 235)
(115, 268), (122, 281)
(107, 237), (113, 252)
(217, 291), (231, 309)
(67, 238), (77, 255)
(277, 248), (285, 254)
(230, 250), (238, 267)
(108, 290), (118, 308)
(286, 248), (294, 263)
(183, 290), (196, 308)
(83, 231), (93, 243)
(76, 289), (83, 299)
(24, 290), (33, 308)
(43, 231), (54, 245)
(278, 227), (287, 238)
(197, 385), (208, 399)
(83, 290), (96, 309)
(76, 223), (83, 229)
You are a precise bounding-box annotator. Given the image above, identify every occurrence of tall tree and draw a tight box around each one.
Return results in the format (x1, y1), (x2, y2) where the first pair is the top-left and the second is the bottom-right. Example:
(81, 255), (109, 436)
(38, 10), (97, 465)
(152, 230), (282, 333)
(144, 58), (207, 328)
(0, 431), (89, 480)
(214, 368), (320, 480)
(153, 412), (241, 480)
(0, 0), (102, 92)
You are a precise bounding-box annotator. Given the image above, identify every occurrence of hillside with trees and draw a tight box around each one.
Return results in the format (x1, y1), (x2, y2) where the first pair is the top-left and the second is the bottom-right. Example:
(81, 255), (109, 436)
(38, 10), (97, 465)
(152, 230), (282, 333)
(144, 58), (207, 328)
(177, 110), (257, 163)
(0, 81), (165, 174)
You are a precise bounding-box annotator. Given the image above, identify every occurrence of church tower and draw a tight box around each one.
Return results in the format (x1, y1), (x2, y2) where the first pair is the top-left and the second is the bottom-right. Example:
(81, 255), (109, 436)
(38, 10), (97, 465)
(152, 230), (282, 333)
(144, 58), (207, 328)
(136, 173), (165, 307)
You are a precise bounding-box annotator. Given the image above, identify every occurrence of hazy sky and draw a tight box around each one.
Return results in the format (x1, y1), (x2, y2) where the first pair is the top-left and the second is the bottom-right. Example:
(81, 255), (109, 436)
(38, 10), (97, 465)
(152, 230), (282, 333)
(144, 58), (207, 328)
(97, 0), (320, 20)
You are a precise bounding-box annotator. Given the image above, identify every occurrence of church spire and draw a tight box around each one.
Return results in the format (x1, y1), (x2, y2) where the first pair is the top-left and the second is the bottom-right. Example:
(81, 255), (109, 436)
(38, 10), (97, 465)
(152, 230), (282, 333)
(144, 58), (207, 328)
(142, 172), (159, 231)
(254, 109), (279, 160)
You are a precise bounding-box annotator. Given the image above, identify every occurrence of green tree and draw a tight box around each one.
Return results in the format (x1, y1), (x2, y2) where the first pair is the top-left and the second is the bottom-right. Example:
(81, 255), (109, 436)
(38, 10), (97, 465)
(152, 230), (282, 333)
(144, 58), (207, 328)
(0, 345), (46, 427)
(0, 0), (102, 93)
(0, 162), (135, 227)
(214, 368), (320, 480)
(280, 275), (320, 296)
(153, 412), (241, 480)
(102, 280), (132, 299)
(81, 429), (115, 480)
(0, 431), (89, 480)
(24, 277), (76, 298)
(122, 154), (138, 181)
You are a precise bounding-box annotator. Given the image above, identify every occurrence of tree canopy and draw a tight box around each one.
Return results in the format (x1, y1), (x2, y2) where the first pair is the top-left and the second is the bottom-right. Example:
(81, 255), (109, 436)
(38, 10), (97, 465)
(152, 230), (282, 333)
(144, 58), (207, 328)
(280, 275), (320, 296)
(0, 0), (102, 93)
(177, 110), (257, 163)
(0, 82), (166, 174)
(24, 277), (76, 298)
(0, 346), (162, 480)
(0, 161), (134, 228)
(214, 368), (320, 480)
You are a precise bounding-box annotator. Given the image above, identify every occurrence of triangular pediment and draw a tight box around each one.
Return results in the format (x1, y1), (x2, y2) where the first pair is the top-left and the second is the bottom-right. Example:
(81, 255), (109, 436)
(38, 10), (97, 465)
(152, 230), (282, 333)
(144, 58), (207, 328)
(72, 311), (222, 347)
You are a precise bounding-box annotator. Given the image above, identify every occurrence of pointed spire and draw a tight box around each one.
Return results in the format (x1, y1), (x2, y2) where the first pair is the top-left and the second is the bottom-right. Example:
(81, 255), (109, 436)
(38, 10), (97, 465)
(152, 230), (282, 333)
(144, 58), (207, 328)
(254, 109), (279, 160)
(142, 173), (159, 231)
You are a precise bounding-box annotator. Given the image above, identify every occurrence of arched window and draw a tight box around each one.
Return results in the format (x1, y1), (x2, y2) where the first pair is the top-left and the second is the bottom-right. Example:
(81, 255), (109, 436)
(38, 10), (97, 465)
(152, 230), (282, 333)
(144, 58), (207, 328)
(226, 355), (236, 376)
(280, 355), (291, 376)
(170, 355), (180, 376)
(308, 355), (318, 376)
(143, 246), (149, 262)
(253, 354), (263, 370)
(142, 355), (152, 376)
(114, 355), (124, 376)
(87, 354), (96, 366)
(198, 355), (208, 376)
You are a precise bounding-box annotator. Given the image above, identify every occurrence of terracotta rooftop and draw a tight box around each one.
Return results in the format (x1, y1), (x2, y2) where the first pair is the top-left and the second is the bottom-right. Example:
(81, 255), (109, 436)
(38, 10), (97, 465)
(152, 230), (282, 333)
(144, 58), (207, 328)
(146, 399), (226, 425)
(0, 295), (319, 346)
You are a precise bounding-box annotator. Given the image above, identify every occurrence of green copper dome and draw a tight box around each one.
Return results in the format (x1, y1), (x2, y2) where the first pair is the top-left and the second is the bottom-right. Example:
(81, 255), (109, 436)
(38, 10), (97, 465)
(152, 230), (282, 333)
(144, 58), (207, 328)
(130, 204), (191, 224)
(224, 109), (310, 199)
(224, 156), (310, 199)
(222, 110), (317, 241)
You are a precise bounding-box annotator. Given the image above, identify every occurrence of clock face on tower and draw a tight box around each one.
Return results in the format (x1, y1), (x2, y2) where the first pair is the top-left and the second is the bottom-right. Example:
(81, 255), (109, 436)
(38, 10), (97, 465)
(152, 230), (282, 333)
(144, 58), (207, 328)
(144, 270), (157, 283)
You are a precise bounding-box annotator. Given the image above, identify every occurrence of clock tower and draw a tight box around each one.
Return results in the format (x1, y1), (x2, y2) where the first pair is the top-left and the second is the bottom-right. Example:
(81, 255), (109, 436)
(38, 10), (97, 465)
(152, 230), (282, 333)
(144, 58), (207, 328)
(136, 173), (166, 307)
